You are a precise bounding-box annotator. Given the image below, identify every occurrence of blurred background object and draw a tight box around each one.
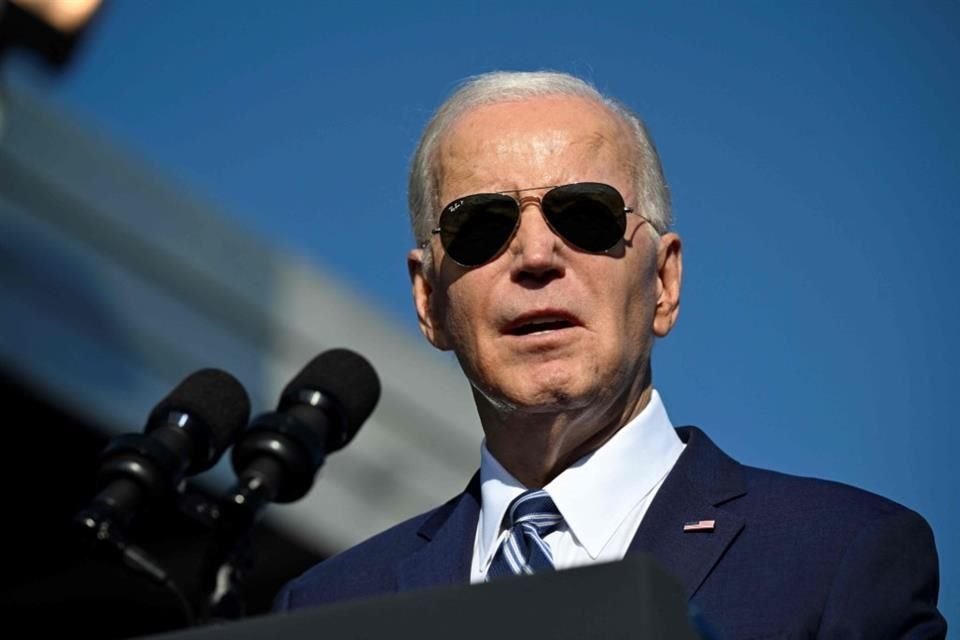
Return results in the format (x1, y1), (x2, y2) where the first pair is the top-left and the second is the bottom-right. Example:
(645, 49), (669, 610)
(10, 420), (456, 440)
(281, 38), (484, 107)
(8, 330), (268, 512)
(0, 0), (102, 68)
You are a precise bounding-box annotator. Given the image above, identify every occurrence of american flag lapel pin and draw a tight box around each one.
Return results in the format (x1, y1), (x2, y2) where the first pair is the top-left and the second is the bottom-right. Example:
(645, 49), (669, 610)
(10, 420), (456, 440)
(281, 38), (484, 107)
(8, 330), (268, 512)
(683, 519), (716, 532)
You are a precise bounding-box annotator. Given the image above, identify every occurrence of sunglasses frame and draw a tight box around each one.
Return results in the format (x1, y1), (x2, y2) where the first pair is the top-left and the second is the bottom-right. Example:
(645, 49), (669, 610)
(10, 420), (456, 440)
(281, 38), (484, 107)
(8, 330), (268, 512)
(421, 182), (648, 267)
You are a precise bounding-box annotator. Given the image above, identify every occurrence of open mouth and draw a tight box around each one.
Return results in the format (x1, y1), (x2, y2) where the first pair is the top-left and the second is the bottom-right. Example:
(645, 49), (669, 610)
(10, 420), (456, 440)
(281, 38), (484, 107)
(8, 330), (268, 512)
(503, 312), (580, 336)
(509, 319), (576, 336)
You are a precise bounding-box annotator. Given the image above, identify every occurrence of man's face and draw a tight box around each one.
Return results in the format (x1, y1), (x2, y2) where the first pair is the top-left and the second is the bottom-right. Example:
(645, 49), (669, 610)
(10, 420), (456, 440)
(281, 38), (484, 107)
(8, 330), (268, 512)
(410, 96), (681, 422)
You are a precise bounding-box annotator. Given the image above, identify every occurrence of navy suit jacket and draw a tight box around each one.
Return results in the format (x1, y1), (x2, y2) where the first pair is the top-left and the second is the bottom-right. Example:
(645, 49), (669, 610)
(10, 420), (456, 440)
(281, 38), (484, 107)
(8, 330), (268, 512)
(274, 427), (947, 639)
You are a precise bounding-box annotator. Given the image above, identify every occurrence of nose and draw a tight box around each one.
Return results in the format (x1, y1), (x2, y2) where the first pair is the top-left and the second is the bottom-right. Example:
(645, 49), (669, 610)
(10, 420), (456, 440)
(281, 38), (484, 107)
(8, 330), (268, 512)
(508, 198), (564, 285)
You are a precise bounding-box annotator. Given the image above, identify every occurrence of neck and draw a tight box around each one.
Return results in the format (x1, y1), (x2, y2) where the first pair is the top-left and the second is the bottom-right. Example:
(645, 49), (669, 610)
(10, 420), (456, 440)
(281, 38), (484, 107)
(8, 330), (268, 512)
(477, 367), (653, 488)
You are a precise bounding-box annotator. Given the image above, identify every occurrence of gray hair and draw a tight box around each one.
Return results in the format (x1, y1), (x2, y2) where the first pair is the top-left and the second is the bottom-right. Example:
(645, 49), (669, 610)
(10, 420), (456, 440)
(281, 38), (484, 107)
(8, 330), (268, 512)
(408, 71), (672, 253)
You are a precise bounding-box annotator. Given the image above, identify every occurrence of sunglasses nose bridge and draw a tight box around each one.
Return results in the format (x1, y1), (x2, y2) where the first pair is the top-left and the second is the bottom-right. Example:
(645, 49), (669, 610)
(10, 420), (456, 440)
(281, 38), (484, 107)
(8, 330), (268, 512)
(508, 196), (563, 262)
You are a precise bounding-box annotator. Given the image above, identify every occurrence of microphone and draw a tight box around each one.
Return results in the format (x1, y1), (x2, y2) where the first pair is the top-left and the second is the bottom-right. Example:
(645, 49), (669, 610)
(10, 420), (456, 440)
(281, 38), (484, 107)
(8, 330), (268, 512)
(75, 368), (250, 622)
(82, 368), (251, 526)
(198, 350), (380, 622)
(228, 348), (381, 508)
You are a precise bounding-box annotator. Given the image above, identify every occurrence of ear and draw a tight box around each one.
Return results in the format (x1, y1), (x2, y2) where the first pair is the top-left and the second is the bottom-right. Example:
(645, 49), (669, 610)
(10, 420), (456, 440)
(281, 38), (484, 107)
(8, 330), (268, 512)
(652, 232), (682, 337)
(408, 248), (451, 350)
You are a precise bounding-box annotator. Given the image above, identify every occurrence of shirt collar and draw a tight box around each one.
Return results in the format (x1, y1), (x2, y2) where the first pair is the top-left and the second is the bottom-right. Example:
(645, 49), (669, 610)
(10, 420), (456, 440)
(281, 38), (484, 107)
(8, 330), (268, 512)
(477, 389), (683, 564)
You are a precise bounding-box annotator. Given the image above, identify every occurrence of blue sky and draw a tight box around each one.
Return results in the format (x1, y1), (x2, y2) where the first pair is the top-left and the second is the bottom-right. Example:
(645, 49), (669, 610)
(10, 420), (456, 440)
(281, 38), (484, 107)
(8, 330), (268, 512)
(8, 0), (958, 620)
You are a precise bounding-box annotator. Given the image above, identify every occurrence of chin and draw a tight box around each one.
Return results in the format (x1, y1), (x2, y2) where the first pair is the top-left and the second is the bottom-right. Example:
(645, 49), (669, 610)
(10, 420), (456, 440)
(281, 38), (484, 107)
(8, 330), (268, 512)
(473, 374), (599, 415)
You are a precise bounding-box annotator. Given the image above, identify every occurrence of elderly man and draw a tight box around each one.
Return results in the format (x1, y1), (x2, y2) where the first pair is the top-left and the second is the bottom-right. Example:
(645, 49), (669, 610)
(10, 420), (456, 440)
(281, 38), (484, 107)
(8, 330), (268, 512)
(275, 71), (946, 638)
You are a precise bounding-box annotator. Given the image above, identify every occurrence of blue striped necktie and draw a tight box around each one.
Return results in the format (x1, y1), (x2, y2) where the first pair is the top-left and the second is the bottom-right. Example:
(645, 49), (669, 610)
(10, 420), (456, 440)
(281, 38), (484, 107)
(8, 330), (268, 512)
(487, 489), (565, 580)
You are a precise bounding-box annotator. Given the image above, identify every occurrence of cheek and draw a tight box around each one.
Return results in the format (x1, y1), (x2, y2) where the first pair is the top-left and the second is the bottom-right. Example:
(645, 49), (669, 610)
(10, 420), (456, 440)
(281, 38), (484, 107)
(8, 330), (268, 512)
(440, 276), (490, 349)
(608, 269), (658, 342)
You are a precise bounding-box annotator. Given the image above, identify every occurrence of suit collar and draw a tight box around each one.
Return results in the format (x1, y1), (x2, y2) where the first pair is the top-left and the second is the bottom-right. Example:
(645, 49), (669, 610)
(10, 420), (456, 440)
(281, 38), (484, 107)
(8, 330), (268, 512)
(629, 426), (747, 599)
(396, 427), (747, 599)
(396, 474), (481, 592)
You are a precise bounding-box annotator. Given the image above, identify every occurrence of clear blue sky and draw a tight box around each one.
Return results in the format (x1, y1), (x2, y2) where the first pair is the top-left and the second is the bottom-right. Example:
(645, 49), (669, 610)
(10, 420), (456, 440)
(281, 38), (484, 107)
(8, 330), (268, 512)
(8, 0), (958, 621)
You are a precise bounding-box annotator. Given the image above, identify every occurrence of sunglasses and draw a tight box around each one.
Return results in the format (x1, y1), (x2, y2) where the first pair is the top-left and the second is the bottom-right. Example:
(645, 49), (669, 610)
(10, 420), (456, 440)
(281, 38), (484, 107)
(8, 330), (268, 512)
(424, 182), (646, 267)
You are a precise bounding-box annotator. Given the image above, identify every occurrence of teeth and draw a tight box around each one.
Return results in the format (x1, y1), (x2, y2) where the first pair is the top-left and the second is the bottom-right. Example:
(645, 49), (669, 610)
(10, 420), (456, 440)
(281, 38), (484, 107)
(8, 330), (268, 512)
(528, 318), (559, 326)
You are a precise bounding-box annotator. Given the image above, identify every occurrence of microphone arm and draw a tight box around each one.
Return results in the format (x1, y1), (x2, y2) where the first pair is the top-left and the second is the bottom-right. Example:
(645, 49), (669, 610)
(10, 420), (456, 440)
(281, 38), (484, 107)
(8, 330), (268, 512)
(73, 420), (199, 613)
(75, 509), (196, 626)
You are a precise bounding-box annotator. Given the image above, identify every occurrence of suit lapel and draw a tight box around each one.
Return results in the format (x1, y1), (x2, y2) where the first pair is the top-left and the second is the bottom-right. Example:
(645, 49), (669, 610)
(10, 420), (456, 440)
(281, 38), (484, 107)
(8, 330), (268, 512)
(396, 429), (746, 598)
(629, 427), (747, 599)
(396, 474), (481, 592)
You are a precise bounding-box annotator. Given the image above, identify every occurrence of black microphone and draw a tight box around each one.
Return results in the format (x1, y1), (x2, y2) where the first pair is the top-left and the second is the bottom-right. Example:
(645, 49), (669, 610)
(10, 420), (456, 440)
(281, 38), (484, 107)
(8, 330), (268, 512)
(75, 369), (250, 621)
(82, 368), (251, 526)
(229, 348), (381, 508)
(197, 350), (379, 621)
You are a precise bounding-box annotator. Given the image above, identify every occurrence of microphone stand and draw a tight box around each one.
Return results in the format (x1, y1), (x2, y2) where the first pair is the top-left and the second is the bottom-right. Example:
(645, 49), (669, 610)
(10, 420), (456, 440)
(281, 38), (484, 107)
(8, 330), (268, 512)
(75, 503), (195, 626)
(193, 457), (282, 623)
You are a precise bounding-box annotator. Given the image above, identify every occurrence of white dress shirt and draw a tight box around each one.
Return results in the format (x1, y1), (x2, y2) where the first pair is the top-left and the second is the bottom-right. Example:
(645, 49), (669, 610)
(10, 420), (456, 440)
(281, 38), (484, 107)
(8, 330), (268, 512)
(470, 390), (685, 583)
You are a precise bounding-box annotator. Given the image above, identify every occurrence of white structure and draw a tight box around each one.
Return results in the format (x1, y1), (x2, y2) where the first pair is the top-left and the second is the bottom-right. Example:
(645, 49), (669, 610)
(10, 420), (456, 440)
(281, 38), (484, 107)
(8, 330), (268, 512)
(0, 89), (481, 553)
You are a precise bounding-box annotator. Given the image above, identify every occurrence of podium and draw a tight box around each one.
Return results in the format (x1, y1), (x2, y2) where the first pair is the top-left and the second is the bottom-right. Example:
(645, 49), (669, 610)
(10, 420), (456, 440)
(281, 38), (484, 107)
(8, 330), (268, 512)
(140, 554), (705, 639)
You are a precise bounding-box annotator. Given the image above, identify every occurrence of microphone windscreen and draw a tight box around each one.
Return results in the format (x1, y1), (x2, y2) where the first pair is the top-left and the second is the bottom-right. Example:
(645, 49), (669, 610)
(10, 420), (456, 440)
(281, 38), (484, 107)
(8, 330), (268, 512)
(283, 348), (381, 439)
(149, 368), (251, 455)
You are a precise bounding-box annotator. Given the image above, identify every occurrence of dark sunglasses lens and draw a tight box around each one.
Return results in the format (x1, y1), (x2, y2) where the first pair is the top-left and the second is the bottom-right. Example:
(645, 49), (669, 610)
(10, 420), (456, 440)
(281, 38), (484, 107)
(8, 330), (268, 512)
(439, 194), (519, 266)
(542, 183), (627, 252)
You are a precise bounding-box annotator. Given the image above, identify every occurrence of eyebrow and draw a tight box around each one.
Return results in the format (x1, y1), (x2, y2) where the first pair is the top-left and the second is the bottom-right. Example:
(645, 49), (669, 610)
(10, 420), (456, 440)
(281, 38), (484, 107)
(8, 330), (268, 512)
(495, 184), (565, 195)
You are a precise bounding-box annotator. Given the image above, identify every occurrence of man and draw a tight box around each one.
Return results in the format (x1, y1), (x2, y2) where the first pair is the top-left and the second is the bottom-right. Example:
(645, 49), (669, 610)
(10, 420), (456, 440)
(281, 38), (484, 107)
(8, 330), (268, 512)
(274, 71), (946, 638)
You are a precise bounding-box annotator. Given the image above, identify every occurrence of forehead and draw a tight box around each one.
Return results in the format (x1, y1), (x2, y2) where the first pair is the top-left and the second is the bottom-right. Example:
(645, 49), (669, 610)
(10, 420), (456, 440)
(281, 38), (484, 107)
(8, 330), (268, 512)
(436, 96), (633, 196)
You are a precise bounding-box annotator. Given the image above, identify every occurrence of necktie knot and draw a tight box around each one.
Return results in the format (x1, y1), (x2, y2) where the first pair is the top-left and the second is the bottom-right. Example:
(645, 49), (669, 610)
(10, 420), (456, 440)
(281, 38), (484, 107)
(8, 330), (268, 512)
(487, 489), (564, 580)
(506, 489), (564, 536)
